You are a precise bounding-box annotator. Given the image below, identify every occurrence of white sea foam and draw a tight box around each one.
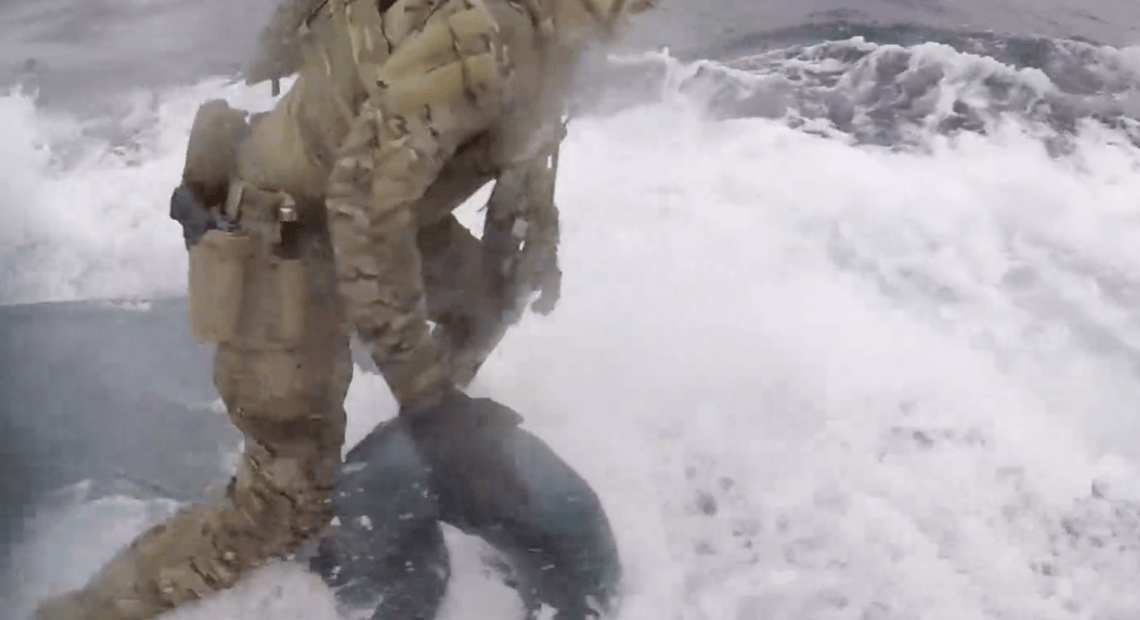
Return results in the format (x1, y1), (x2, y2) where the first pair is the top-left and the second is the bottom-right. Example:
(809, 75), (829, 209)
(6, 47), (1140, 619)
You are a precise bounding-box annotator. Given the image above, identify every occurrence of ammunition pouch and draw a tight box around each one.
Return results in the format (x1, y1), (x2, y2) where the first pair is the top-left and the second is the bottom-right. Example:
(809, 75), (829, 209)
(188, 229), (255, 344)
(186, 181), (307, 351)
(366, 6), (504, 109)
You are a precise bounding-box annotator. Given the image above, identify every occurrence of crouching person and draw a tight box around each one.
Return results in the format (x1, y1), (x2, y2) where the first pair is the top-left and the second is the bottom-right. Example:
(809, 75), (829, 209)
(32, 0), (654, 618)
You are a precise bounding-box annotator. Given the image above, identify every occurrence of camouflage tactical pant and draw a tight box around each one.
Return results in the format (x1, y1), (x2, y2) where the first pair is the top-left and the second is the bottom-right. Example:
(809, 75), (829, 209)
(34, 210), (503, 620)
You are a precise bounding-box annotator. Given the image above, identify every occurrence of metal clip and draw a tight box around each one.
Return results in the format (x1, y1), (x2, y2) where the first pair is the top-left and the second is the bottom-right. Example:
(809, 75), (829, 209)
(224, 180), (246, 223)
(278, 193), (298, 222)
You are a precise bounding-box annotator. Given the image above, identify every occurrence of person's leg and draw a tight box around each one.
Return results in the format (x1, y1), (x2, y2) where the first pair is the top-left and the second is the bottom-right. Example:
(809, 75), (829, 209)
(311, 418), (449, 620)
(34, 217), (352, 620)
(418, 214), (511, 387)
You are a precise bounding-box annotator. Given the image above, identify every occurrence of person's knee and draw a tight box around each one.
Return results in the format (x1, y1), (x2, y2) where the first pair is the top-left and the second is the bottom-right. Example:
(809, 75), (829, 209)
(214, 345), (349, 423)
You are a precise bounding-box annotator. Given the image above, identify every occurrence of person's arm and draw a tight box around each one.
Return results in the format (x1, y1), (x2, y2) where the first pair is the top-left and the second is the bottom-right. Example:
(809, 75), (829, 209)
(326, 3), (510, 408)
(326, 101), (449, 407)
(482, 119), (566, 323)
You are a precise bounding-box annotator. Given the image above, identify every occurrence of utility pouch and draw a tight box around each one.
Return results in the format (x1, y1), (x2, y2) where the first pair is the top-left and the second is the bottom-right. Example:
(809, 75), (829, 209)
(262, 249), (307, 347)
(188, 229), (255, 344)
(221, 182), (308, 350)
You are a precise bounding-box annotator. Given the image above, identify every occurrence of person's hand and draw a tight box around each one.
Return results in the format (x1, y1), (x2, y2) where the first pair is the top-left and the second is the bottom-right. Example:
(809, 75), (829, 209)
(399, 387), (529, 523)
